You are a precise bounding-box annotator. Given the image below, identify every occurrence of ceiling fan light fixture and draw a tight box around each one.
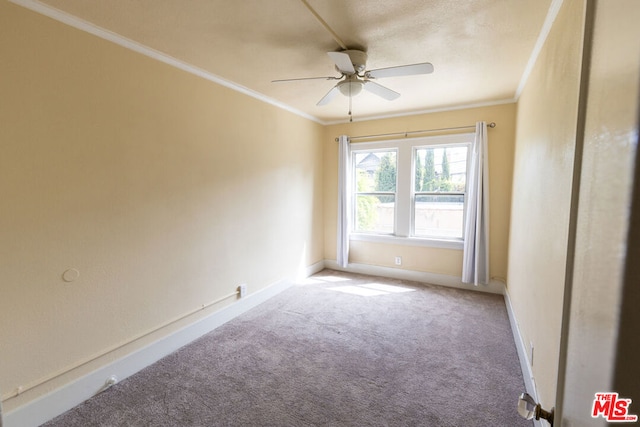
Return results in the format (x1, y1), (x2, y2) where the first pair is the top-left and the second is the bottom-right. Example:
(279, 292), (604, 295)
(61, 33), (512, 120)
(338, 79), (364, 97)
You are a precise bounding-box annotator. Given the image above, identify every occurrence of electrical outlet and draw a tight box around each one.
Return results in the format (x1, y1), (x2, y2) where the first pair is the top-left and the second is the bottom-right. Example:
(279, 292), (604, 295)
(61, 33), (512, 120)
(238, 284), (247, 298)
(394, 256), (402, 266)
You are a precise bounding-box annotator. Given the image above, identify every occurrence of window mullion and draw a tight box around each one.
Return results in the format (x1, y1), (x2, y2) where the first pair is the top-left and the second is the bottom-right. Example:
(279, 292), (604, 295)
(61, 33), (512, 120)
(395, 144), (412, 237)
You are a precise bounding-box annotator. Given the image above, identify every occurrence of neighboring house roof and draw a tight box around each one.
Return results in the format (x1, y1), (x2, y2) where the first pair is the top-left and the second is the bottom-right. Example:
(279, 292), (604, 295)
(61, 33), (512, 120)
(357, 153), (381, 173)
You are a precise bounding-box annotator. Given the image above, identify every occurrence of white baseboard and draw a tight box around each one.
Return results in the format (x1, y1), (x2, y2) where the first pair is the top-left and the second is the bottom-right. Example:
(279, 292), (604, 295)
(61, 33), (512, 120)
(323, 260), (505, 294)
(503, 289), (537, 399)
(3, 278), (294, 427)
(503, 289), (546, 427)
(298, 259), (326, 280)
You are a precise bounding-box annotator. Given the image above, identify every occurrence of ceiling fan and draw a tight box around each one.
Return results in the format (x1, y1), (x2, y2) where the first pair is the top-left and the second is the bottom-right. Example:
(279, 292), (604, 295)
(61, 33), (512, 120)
(273, 49), (434, 108)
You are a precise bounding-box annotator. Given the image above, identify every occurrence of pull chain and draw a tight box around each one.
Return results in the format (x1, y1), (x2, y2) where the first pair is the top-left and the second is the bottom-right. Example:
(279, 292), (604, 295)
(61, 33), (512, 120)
(348, 84), (353, 122)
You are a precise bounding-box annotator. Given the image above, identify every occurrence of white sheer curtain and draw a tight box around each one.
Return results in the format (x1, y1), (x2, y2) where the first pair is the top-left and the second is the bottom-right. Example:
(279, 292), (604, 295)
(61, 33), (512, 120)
(462, 121), (490, 285)
(336, 135), (351, 268)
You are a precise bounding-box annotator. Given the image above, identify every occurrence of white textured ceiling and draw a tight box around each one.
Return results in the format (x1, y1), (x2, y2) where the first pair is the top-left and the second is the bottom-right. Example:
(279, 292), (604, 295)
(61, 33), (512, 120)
(28, 0), (552, 123)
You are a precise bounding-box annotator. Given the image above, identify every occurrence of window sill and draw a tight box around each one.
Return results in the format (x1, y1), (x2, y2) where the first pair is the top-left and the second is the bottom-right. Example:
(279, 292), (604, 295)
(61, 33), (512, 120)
(349, 233), (464, 250)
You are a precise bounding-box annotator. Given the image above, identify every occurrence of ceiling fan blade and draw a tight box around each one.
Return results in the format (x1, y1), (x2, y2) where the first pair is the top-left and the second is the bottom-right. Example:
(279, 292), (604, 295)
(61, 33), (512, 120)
(327, 51), (356, 75)
(272, 76), (340, 83)
(316, 85), (340, 106)
(363, 81), (400, 101)
(367, 62), (434, 79)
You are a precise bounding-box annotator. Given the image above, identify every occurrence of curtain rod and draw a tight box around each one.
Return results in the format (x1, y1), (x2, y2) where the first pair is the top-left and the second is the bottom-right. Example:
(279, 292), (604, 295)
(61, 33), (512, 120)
(334, 122), (496, 142)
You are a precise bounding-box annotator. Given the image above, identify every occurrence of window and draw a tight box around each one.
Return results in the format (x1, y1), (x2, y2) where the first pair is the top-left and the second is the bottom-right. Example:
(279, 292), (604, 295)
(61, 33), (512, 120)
(413, 145), (468, 239)
(350, 133), (472, 248)
(353, 150), (397, 234)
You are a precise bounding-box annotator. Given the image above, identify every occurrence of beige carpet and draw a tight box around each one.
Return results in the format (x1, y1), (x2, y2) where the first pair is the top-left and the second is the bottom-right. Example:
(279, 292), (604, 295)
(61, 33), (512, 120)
(44, 270), (532, 426)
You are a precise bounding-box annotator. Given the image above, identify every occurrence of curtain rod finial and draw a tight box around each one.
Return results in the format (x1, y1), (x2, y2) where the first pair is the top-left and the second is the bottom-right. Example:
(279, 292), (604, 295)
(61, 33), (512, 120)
(488, 122), (496, 128)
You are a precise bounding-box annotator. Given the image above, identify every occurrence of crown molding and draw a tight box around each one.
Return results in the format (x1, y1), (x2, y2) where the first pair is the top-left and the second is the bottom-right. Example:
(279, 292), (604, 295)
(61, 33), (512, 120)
(515, 0), (564, 100)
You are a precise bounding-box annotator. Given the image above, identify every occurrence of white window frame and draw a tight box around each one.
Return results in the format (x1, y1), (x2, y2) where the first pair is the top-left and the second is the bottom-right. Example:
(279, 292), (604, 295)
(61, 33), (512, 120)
(349, 132), (473, 250)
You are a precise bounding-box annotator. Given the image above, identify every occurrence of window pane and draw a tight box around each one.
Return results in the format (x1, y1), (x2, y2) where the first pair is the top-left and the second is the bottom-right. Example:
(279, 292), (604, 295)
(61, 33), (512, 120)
(414, 146), (467, 192)
(414, 195), (464, 238)
(354, 151), (397, 193)
(355, 195), (395, 233)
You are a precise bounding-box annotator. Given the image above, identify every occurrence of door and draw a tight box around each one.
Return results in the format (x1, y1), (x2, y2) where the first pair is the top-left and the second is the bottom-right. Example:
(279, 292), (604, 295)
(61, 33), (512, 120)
(555, 1), (640, 426)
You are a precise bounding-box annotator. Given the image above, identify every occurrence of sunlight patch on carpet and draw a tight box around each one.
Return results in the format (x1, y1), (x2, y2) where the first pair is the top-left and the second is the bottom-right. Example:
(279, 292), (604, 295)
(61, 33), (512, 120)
(299, 275), (353, 285)
(360, 283), (415, 293)
(328, 282), (416, 296)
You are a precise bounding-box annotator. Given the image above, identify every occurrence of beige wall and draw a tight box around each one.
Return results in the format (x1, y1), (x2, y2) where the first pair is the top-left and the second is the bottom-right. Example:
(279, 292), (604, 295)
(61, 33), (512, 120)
(324, 103), (517, 281)
(0, 2), (323, 410)
(507, 0), (585, 409)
